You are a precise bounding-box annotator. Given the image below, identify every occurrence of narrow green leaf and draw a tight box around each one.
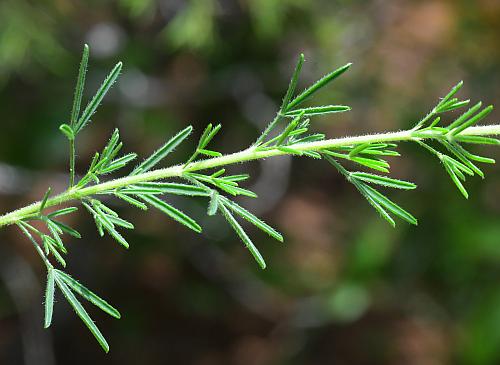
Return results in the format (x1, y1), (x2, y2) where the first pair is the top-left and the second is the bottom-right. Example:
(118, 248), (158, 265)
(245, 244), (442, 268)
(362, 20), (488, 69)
(49, 247), (67, 267)
(197, 123), (214, 149)
(55, 270), (121, 319)
(47, 207), (78, 218)
(457, 148), (495, 164)
(450, 105), (494, 136)
(17, 222), (52, 267)
(441, 143), (483, 177)
(303, 151), (322, 159)
(84, 202), (130, 249)
(275, 112), (304, 146)
(88, 152), (101, 172)
(134, 182), (209, 196)
(442, 155), (474, 176)
(71, 44), (90, 126)
(46, 224), (65, 253)
(95, 218), (104, 237)
(455, 135), (500, 145)
(207, 190), (219, 216)
(115, 192), (148, 210)
(439, 100), (470, 113)
(95, 143), (123, 172)
(281, 53), (304, 111)
(75, 61), (123, 134)
(323, 149), (348, 160)
(350, 156), (390, 173)
(186, 124), (222, 165)
(359, 187), (396, 227)
(54, 276), (110, 353)
(220, 197), (283, 242)
(219, 184), (258, 198)
(44, 269), (55, 328)
(99, 153), (137, 174)
(100, 129), (120, 162)
(131, 126), (193, 175)
(120, 186), (165, 194)
(100, 218), (130, 248)
(291, 133), (325, 143)
(47, 232), (67, 254)
(200, 123), (221, 148)
(59, 124), (75, 140)
(198, 149), (222, 157)
(141, 195), (202, 233)
(351, 172), (416, 190)
(107, 215), (134, 229)
(94, 201), (118, 217)
(446, 102), (483, 130)
(43, 236), (67, 267)
(211, 169), (226, 178)
(442, 159), (469, 199)
(40, 187), (52, 213)
(286, 63), (352, 111)
(46, 219), (63, 235)
(361, 148), (400, 157)
(50, 220), (81, 238)
(288, 127), (309, 137)
(285, 105), (351, 117)
(360, 184), (417, 225)
(277, 146), (303, 155)
(451, 141), (494, 165)
(331, 157), (405, 220)
(439, 80), (463, 105)
(428, 117), (441, 128)
(219, 204), (266, 269)
(224, 174), (250, 182)
(348, 143), (370, 157)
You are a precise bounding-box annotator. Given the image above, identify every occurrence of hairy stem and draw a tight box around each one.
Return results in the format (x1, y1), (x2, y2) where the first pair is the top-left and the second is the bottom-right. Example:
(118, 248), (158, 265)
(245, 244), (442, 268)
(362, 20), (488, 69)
(255, 113), (282, 145)
(0, 124), (499, 229)
(69, 139), (76, 188)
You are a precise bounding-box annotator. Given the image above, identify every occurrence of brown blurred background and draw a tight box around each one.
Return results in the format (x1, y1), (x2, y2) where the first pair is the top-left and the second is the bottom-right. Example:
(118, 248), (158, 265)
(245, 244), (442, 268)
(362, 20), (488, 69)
(0, 0), (499, 364)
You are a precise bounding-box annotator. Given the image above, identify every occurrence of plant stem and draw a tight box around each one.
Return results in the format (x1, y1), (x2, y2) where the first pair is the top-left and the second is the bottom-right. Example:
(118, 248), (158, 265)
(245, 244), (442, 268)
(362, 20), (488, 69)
(69, 139), (75, 188)
(255, 112), (282, 145)
(0, 124), (499, 229)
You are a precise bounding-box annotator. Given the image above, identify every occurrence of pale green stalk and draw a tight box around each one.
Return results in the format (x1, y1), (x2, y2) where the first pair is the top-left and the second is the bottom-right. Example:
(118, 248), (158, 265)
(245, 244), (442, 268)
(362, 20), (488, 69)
(0, 124), (498, 229)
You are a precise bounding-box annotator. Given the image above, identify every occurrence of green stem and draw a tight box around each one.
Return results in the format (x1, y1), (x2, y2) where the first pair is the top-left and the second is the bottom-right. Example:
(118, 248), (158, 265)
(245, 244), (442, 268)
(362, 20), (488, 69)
(0, 124), (499, 229)
(255, 112), (282, 145)
(69, 139), (75, 188)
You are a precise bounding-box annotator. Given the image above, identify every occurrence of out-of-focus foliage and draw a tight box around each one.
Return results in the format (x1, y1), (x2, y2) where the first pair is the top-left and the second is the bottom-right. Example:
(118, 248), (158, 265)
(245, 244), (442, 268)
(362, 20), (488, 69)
(0, 0), (69, 85)
(0, 0), (499, 364)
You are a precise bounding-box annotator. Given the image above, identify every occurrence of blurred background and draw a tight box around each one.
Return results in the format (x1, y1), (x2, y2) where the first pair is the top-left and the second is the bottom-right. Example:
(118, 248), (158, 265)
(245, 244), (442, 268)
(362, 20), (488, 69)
(0, 0), (499, 364)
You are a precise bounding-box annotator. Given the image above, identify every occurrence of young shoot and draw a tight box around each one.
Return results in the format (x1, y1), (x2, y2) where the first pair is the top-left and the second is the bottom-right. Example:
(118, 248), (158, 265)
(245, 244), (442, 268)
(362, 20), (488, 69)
(0, 45), (498, 352)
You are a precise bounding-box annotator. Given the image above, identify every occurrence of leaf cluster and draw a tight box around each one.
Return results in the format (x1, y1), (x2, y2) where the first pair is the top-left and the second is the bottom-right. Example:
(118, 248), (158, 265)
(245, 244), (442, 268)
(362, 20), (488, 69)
(412, 82), (497, 198)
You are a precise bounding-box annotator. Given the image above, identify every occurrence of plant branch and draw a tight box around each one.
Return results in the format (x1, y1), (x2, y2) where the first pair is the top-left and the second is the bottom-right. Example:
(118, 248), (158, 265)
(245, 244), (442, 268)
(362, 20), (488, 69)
(0, 124), (498, 229)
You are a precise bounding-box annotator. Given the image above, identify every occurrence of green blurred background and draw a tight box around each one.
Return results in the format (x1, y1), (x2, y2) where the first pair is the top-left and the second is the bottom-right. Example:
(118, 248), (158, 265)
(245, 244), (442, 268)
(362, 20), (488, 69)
(0, 0), (499, 364)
